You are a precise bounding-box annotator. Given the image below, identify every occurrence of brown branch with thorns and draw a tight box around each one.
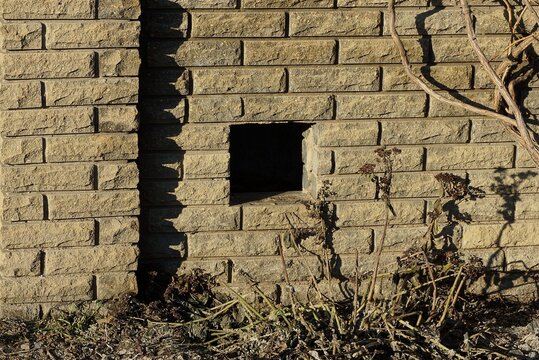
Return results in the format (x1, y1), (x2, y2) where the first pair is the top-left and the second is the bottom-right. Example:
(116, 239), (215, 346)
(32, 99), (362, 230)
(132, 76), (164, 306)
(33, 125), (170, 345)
(387, 0), (539, 167)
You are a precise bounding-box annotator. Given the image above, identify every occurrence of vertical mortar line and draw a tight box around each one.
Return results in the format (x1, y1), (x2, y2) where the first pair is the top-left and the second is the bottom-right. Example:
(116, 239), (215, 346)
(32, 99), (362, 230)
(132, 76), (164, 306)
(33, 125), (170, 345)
(240, 40), (244, 66)
(377, 120), (382, 146)
(42, 194), (49, 220)
(94, 51), (100, 78)
(467, 118), (473, 143)
(334, 39), (339, 66)
(378, 65), (383, 92)
(41, 23), (47, 50)
(421, 147), (427, 171)
(92, 275), (98, 300)
(511, 144), (517, 169)
(94, 0), (99, 19)
(93, 107), (99, 133)
(39, 250), (46, 276)
(284, 68), (289, 93)
(40, 81), (46, 108)
(42, 137), (47, 163)
(93, 163), (99, 190)
(227, 259), (233, 283)
(333, 0), (338, 8)
(284, 11), (290, 38)
(94, 219), (100, 246)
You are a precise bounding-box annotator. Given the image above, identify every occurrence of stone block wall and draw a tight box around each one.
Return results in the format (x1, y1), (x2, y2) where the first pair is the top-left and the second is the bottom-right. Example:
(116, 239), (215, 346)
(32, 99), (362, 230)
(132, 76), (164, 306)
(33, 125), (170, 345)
(0, 0), (141, 318)
(140, 0), (539, 300)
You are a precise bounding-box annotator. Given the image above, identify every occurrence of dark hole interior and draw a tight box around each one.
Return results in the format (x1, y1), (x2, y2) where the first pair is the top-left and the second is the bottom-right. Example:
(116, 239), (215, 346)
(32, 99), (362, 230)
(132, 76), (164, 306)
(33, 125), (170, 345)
(230, 123), (312, 194)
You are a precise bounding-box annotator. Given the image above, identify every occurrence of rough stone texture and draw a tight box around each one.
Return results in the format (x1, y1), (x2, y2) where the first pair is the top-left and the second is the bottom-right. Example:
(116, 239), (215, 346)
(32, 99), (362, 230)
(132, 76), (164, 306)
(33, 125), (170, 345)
(290, 11), (381, 36)
(0, 108), (95, 136)
(192, 13), (285, 37)
(314, 122), (379, 146)
(2, 51), (96, 79)
(244, 40), (337, 65)
(48, 191), (139, 219)
(149, 206), (241, 232)
(244, 0), (333, 7)
(337, 200), (425, 227)
(183, 152), (230, 179)
(2, 164), (94, 192)
(0, 138), (44, 165)
(381, 119), (470, 145)
(243, 204), (320, 230)
(0, 23), (42, 50)
(96, 273), (138, 299)
(147, 0), (238, 8)
(46, 134), (138, 162)
(46, 78), (138, 106)
(1, 194), (44, 222)
(426, 144), (514, 170)
(340, 38), (429, 64)
(289, 67), (380, 92)
(0, 81), (42, 110)
(1, 0), (95, 19)
(98, 163), (139, 190)
(47, 22), (140, 49)
(99, 106), (139, 132)
(175, 40), (241, 66)
(99, 0), (141, 19)
(384, 9), (466, 35)
(192, 69), (286, 94)
(0, 276), (93, 302)
(99, 50), (140, 77)
(334, 147), (425, 173)
(382, 65), (473, 91)
(0, 250), (41, 277)
(99, 217), (139, 245)
(338, 94), (427, 119)
(471, 118), (511, 143)
(0, 221), (95, 249)
(189, 231), (281, 257)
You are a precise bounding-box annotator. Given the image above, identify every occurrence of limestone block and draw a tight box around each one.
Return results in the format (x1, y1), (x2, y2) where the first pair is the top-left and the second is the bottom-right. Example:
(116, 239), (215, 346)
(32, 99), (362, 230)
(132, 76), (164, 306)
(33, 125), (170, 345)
(175, 40), (241, 66)
(0, 221), (95, 249)
(2, 51), (95, 79)
(149, 206), (240, 232)
(98, 217), (139, 245)
(46, 78), (138, 106)
(1, 0), (95, 19)
(0, 81), (41, 110)
(382, 118), (470, 145)
(99, 49), (140, 77)
(147, 0), (237, 8)
(46, 133), (138, 162)
(289, 66), (380, 92)
(334, 147), (425, 173)
(142, 124), (228, 150)
(99, 106), (139, 132)
(244, 40), (336, 65)
(192, 12), (285, 37)
(189, 231), (281, 257)
(0, 108), (94, 136)
(47, 21), (140, 48)
(382, 65), (473, 91)
(1, 193), (43, 222)
(2, 164), (94, 192)
(340, 38), (429, 64)
(426, 144), (514, 170)
(98, 162), (139, 190)
(244, 0), (332, 7)
(183, 152), (230, 179)
(337, 93), (427, 119)
(96, 272), (138, 299)
(242, 204), (319, 230)
(336, 200), (425, 227)
(99, 0), (141, 19)
(0, 23), (42, 50)
(0, 137), (43, 165)
(192, 68), (286, 94)
(0, 250), (41, 277)
(290, 11), (381, 36)
(48, 191), (139, 219)
(383, 9), (466, 35)
(314, 122), (379, 147)
(0, 276), (93, 302)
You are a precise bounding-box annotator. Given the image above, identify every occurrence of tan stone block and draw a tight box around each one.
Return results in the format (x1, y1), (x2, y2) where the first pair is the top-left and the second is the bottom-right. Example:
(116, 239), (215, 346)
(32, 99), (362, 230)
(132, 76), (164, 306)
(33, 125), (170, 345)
(462, 222), (539, 249)
(0, 137), (43, 165)
(96, 272), (138, 300)
(183, 152), (230, 179)
(290, 66), (380, 92)
(232, 256), (322, 282)
(147, 0), (237, 8)
(334, 147), (424, 173)
(1, 193), (43, 221)
(427, 196), (507, 222)
(0, 23), (42, 50)
(46, 133), (137, 162)
(382, 65), (473, 91)
(322, 175), (376, 200)
(474, 7), (538, 35)
(382, 118), (470, 145)
(0, 250), (41, 276)
(339, 0), (425, 5)
(2, 51), (95, 79)
(340, 38), (429, 64)
(467, 168), (539, 195)
(143, 124), (228, 151)
(2, 164), (94, 192)
(192, 68), (286, 94)
(192, 12), (285, 37)
(99, 0), (141, 19)
(179, 259), (228, 280)
(427, 144), (514, 170)
(189, 96), (243, 123)
(189, 231), (281, 257)
(290, 11), (380, 36)
(98, 217), (139, 245)
(470, 118), (511, 143)
(45, 245), (138, 275)
(99, 106), (139, 132)
(0, 304), (40, 320)
(0, 275), (93, 302)
(390, 171), (444, 198)
(98, 162), (138, 190)
(430, 36), (510, 62)
(244, 0), (332, 7)
(149, 206), (240, 232)
(314, 121), (379, 146)
(244, 40), (336, 65)
(244, 95), (334, 122)
(516, 194), (539, 220)
(378, 226), (427, 251)
(332, 228), (374, 254)
(337, 200), (425, 227)
(143, 179), (229, 205)
(46, 78), (138, 106)
(243, 203), (319, 230)
(47, 21), (140, 48)
(175, 40), (241, 66)
(384, 9), (465, 35)
(99, 49), (140, 77)
(516, 146), (537, 168)
(0, 81), (41, 110)
(0, 108), (94, 136)
(429, 91), (494, 117)
(0, 220), (95, 249)
(337, 93), (427, 119)
(48, 191), (139, 219)
(1, 0), (95, 19)
(146, 12), (188, 38)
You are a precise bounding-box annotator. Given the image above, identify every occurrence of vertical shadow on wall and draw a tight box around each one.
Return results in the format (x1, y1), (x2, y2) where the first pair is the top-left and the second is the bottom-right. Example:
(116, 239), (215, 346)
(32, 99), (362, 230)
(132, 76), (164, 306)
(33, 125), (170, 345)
(137, 0), (188, 300)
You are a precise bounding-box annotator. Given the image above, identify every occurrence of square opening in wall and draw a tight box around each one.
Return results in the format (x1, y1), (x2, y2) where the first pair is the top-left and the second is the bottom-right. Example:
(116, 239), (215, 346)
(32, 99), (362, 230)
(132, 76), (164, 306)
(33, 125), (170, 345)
(230, 123), (312, 197)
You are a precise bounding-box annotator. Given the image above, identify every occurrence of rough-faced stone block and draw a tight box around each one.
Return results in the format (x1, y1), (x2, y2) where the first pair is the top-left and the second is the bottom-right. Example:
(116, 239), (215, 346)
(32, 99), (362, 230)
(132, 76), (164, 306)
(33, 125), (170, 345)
(0, 23), (42, 50)
(470, 118), (510, 143)
(46, 134), (137, 162)
(430, 36), (509, 62)
(143, 124), (229, 150)
(189, 96), (243, 122)
(147, 0), (237, 8)
(98, 163), (139, 190)
(232, 257), (322, 282)
(189, 231), (281, 257)
(0, 221), (95, 249)
(243, 95), (334, 122)
(48, 191), (140, 219)
(337, 93), (427, 119)
(183, 152), (230, 179)
(467, 169), (539, 195)
(427, 144), (514, 170)
(314, 122), (379, 147)
(2, 51), (95, 79)
(429, 91), (493, 117)
(1, 194), (44, 222)
(0, 108), (94, 136)
(322, 175), (376, 200)
(0, 137), (43, 165)
(339, 0), (425, 5)
(97, 272), (138, 299)
(0, 81), (42, 110)
(175, 40), (241, 66)
(192, 12), (285, 37)
(46, 78), (138, 106)
(244, 40), (337, 65)
(390, 171), (444, 198)
(0, 250), (41, 277)
(98, 217), (139, 245)
(47, 21), (140, 48)
(99, 0), (141, 19)
(99, 49), (140, 77)
(382, 118), (470, 144)
(384, 9), (466, 35)
(462, 222), (539, 249)
(149, 206), (240, 232)
(334, 147), (425, 173)
(244, 0), (332, 7)
(142, 179), (229, 205)
(332, 228), (374, 254)
(243, 204), (319, 230)
(290, 11), (381, 36)
(1, 0), (95, 19)
(192, 68), (286, 94)
(2, 164), (94, 192)
(340, 38), (429, 64)
(337, 200), (425, 227)
(289, 66), (380, 92)
(0, 276), (93, 302)
(99, 106), (139, 132)
(382, 65), (473, 91)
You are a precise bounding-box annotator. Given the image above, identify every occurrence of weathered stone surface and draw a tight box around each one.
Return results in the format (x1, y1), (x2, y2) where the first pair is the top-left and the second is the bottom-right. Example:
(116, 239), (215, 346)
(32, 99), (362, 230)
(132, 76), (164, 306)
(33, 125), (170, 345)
(149, 206), (240, 232)
(147, 0), (237, 8)
(189, 96), (242, 122)
(232, 257), (322, 282)
(244, 40), (336, 65)
(48, 191), (139, 219)
(516, 146), (537, 168)
(473, 8), (537, 35)
(243, 95), (334, 121)
(0, 137), (43, 165)
(183, 152), (230, 179)
(244, 0), (332, 7)
(1, 0), (95, 19)
(314, 122), (379, 146)
(45, 245), (138, 275)
(96, 272), (138, 299)
(147, 12), (189, 38)
(0, 276), (93, 302)
(192, 69), (286, 94)
(427, 144), (514, 170)
(189, 231), (281, 257)
(290, 11), (381, 36)
(337, 200), (425, 227)
(334, 147), (425, 173)
(429, 91), (493, 117)
(337, 94), (427, 119)
(2, 51), (95, 79)
(0, 304), (40, 320)
(0, 108), (94, 136)
(143, 179), (229, 205)
(516, 194), (539, 220)
(178, 260), (229, 280)
(0, 23), (42, 50)
(143, 124), (229, 150)
(289, 67), (380, 92)
(323, 175), (376, 200)
(428, 196), (507, 222)
(378, 226), (426, 251)
(339, 0), (425, 6)
(47, 21), (139, 48)
(99, 49), (140, 77)
(390, 171), (444, 198)
(0, 221), (95, 249)
(99, 0), (141, 19)
(243, 204), (319, 230)
(384, 9), (466, 35)
(382, 118), (470, 144)
(430, 36), (510, 62)
(467, 169), (539, 195)
(0, 250), (41, 277)
(99, 217), (139, 245)
(192, 12), (285, 37)
(46, 134), (137, 162)
(382, 65), (473, 91)
(46, 78), (138, 106)
(332, 228), (374, 254)
(98, 163), (138, 190)
(175, 40), (241, 66)
(1, 194), (43, 222)
(0, 81), (41, 110)
(340, 38), (429, 64)
(99, 106), (139, 132)
(462, 222), (539, 249)
(2, 164), (94, 192)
